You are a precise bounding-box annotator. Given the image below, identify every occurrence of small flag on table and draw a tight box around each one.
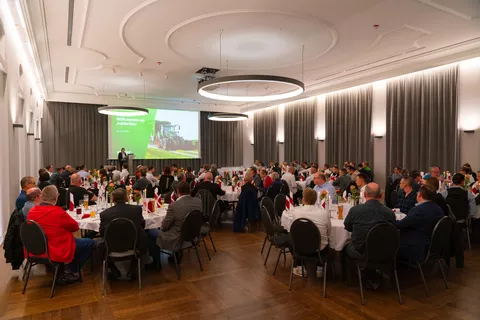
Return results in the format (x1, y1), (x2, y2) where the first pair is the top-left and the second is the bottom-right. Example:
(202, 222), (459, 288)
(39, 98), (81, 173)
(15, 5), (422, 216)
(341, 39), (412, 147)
(300, 174), (305, 181)
(170, 192), (176, 202)
(69, 193), (74, 211)
(472, 187), (477, 196)
(320, 194), (327, 209)
(285, 196), (291, 210)
(154, 190), (161, 208)
(121, 178), (125, 185)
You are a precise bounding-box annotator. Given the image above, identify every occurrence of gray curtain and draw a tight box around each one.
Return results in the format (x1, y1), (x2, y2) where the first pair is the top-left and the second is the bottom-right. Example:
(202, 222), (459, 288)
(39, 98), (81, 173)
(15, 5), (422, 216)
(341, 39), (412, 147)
(254, 107), (277, 163)
(284, 98), (317, 163)
(200, 111), (243, 167)
(42, 102), (108, 169)
(325, 85), (373, 167)
(386, 64), (459, 174)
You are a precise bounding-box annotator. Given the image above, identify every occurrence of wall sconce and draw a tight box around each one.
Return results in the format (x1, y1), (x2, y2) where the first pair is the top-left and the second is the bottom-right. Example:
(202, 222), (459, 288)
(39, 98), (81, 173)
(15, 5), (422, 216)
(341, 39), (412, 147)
(464, 130), (475, 134)
(34, 138), (40, 141)
(27, 132), (34, 136)
(374, 135), (384, 139)
(317, 139), (325, 142)
(250, 143), (254, 146)
(278, 141), (284, 144)
(13, 123), (24, 128)
(39, 141), (44, 144)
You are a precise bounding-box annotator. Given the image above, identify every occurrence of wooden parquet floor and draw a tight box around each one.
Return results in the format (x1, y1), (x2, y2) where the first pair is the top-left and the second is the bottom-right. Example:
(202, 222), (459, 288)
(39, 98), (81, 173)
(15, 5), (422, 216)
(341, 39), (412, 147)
(1, 228), (480, 320)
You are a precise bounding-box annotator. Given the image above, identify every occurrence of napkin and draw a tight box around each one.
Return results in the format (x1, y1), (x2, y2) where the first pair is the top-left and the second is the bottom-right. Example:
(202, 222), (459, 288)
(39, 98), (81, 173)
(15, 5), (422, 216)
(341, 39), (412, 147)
(69, 193), (74, 211)
(342, 190), (347, 200)
(81, 213), (91, 219)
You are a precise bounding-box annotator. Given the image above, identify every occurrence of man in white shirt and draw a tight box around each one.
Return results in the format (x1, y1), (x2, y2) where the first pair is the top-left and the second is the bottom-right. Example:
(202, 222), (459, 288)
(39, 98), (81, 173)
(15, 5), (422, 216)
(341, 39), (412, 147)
(77, 165), (89, 180)
(304, 166), (318, 187)
(120, 163), (129, 180)
(356, 173), (369, 204)
(313, 172), (337, 203)
(291, 188), (331, 278)
(146, 166), (159, 186)
(281, 165), (297, 195)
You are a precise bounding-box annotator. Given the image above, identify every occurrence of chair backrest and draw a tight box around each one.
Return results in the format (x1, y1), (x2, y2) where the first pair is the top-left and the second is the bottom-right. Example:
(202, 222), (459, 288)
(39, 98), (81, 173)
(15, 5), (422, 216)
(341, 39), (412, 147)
(197, 189), (216, 219)
(280, 181), (290, 195)
(57, 187), (68, 208)
(290, 218), (320, 256)
(164, 191), (173, 204)
(104, 218), (138, 255)
(146, 183), (155, 198)
(364, 223), (400, 262)
(159, 175), (173, 194)
(426, 216), (453, 260)
(265, 186), (277, 200)
(208, 200), (222, 229)
(189, 180), (195, 190)
(274, 194), (286, 218)
(20, 220), (48, 257)
(180, 210), (204, 242)
(260, 206), (275, 237)
(260, 197), (276, 223)
(445, 188), (469, 221)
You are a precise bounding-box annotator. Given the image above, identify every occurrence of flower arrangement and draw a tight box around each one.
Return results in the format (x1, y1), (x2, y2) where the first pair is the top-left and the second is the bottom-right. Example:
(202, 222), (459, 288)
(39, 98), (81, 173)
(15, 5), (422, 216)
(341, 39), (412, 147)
(93, 170), (99, 179)
(126, 185), (132, 202)
(350, 185), (360, 200)
(133, 190), (142, 204)
(215, 175), (222, 184)
(232, 175), (238, 186)
(335, 189), (343, 203)
(106, 182), (116, 194)
(319, 190), (328, 200)
(224, 170), (231, 185)
(465, 174), (471, 189)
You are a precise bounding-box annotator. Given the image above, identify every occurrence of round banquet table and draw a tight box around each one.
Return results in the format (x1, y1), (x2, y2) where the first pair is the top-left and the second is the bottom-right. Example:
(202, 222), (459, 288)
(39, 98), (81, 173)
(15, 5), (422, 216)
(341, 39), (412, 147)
(220, 186), (241, 202)
(281, 204), (406, 252)
(67, 205), (167, 232)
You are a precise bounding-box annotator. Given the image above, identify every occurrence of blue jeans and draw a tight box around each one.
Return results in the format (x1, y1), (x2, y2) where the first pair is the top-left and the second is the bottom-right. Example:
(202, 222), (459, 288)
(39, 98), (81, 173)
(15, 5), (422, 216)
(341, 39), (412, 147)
(69, 238), (94, 272)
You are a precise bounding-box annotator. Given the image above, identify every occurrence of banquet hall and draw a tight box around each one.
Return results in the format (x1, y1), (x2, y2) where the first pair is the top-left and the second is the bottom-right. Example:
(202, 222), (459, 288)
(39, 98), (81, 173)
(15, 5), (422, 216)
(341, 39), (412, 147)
(1, 0), (480, 319)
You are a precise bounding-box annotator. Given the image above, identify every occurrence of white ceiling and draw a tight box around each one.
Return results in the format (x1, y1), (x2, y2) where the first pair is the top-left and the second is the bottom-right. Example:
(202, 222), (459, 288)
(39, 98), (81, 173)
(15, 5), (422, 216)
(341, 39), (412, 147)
(25, 0), (480, 112)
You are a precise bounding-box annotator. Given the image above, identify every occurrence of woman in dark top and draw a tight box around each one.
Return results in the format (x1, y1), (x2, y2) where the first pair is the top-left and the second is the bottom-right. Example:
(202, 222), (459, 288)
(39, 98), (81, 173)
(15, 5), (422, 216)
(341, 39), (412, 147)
(38, 171), (52, 190)
(425, 177), (449, 215)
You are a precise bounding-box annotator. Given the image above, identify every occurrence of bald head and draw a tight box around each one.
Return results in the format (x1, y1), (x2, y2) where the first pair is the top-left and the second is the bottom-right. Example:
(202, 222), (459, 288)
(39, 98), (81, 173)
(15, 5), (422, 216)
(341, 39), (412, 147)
(204, 172), (213, 182)
(70, 173), (81, 186)
(41, 185), (59, 204)
(365, 183), (381, 200)
(26, 187), (42, 204)
(244, 172), (253, 183)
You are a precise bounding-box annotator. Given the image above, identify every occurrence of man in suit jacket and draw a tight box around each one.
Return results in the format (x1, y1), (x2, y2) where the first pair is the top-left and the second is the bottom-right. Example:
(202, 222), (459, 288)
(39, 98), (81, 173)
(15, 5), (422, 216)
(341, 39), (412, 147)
(133, 167), (151, 192)
(396, 185), (444, 262)
(118, 148), (128, 168)
(155, 182), (202, 251)
(332, 168), (351, 194)
(190, 172), (225, 199)
(98, 188), (146, 279)
(266, 172), (283, 201)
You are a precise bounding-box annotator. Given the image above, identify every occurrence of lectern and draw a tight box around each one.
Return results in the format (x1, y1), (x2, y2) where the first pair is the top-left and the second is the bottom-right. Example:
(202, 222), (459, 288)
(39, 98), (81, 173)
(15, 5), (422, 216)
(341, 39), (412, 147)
(127, 154), (135, 171)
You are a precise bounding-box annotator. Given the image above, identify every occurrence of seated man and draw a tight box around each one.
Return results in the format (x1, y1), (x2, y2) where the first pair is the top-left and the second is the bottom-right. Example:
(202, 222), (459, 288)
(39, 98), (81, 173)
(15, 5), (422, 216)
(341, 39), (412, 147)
(441, 173), (476, 220)
(22, 187), (42, 219)
(396, 185), (444, 262)
(260, 168), (273, 189)
(27, 186), (94, 283)
(291, 188), (331, 278)
(234, 172), (259, 232)
(191, 172), (225, 199)
(396, 177), (417, 213)
(344, 183), (396, 260)
(424, 177), (449, 215)
(99, 188), (146, 279)
(304, 165), (318, 188)
(150, 182), (202, 257)
(16, 176), (36, 211)
(313, 172), (337, 204)
(282, 165), (301, 204)
(68, 173), (97, 206)
(120, 163), (129, 180)
(146, 166), (159, 186)
(355, 173), (369, 204)
(332, 168), (351, 194)
(132, 167), (151, 192)
(266, 172), (283, 201)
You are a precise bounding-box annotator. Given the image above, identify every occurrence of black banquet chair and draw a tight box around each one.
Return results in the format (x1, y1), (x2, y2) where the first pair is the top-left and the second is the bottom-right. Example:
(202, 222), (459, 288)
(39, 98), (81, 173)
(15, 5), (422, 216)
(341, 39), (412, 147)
(201, 200), (223, 254)
(159, 210), (205, 280)
(274, 194), (286, 220)
(21, 220), (82, 298)
(260, 207), (290, 275)
(289, 218), (329, 297)
(416, 216), (453, 297)
(102, 218), (142, 296)
(196, 189), (216, 221)
(353, 223), (402, 305)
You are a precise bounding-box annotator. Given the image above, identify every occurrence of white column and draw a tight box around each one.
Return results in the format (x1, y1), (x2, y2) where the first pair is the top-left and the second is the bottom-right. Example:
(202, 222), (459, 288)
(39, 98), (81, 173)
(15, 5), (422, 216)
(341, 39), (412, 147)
(459, 57), (480, 170)
(242, 112), (254, 167)
(316, 95), (326, 165)
(277, 104), (285, 163)
(372, 80), (387, 189)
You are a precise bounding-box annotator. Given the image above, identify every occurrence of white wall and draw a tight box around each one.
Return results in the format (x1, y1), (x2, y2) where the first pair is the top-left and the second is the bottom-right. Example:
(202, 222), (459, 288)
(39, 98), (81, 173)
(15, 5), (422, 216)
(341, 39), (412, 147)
(277, 104), (285, 163)
(372, 80), (387, 189)
(242, 112), (254, 167)
(316, 95), (326, 166)
(459, 58), (480, 171)
(0, 13), (43, 243)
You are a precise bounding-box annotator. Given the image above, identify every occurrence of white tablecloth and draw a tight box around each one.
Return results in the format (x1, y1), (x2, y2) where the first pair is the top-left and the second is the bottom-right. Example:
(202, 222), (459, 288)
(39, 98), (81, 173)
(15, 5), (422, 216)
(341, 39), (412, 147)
(220, 186), (241, 202)
(281, 204), (406, 251)
(68, 205), (167, 232)
(217, 167), (245, 176)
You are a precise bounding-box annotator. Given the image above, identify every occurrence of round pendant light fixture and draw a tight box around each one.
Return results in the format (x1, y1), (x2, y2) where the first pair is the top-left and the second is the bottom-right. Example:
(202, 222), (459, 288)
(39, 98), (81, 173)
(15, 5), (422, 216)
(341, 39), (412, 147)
(198, 75), (304, 102)
(98, 106), (149, 116)
(208, 112), (249, 121)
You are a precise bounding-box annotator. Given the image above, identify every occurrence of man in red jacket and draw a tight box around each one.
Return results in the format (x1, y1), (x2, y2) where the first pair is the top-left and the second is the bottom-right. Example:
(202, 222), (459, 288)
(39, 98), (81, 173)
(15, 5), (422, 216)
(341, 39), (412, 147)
(28, 185), (94, 283)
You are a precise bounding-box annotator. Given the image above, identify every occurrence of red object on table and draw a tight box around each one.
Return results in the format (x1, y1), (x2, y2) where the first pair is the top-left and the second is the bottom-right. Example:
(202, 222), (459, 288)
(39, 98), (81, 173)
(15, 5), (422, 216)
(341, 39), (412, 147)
(148, 200), (154, 213)
(81, 213), (91, 219)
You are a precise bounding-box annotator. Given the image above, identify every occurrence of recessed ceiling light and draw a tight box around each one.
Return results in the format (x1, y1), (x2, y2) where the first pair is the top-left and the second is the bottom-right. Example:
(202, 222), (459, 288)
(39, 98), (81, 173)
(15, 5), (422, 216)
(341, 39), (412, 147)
(198, 75), (304, 102)
(98, 106), (149, 116)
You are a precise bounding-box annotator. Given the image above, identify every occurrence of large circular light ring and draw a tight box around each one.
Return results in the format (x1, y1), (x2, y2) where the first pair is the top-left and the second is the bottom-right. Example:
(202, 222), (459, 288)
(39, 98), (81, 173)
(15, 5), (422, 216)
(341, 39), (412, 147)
(197, 75), (305, 102)
(208, 113), (249, 121)
(98, 106), (149, 116)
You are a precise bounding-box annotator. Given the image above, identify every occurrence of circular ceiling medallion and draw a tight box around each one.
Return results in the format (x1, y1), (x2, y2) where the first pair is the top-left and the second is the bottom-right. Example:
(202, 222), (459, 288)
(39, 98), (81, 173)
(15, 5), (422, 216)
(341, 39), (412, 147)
(98, 106), (149, 116)
(165, 10), (337, 70)
(208, 113), (249, 121)
(198, 75), (304, 102)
